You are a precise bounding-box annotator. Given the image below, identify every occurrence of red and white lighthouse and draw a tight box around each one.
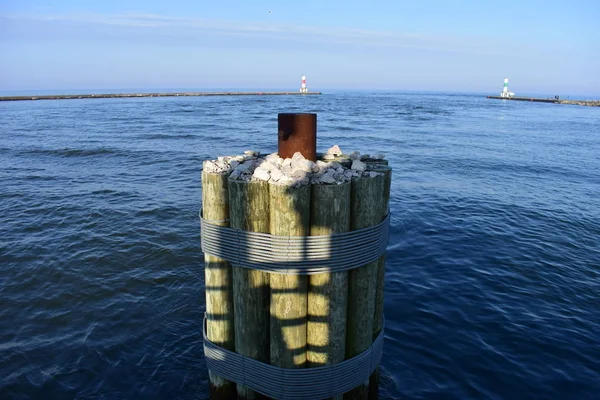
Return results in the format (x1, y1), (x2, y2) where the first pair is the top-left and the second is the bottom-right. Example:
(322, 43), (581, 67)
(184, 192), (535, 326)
(300, 75), (307, 93)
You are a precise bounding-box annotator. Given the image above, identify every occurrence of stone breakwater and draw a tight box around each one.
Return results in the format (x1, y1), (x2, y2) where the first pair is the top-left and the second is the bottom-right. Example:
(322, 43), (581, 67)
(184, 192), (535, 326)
(0, 92), (322, 102)
(487, 96), (600, 107)
(559, 100), (600, 107)
(202, 145), (386, 186)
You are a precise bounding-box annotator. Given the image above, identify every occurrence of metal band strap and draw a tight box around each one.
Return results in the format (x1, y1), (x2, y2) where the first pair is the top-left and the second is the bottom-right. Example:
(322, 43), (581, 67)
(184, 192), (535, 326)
(200, 212), (390, 275)
(203, 315), (384, 400)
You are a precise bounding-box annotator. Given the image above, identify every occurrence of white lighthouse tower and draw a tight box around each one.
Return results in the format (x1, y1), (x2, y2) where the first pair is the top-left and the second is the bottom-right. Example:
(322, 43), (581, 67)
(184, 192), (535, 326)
(500, 78), (515, 98)
(300, 75), (307, 93)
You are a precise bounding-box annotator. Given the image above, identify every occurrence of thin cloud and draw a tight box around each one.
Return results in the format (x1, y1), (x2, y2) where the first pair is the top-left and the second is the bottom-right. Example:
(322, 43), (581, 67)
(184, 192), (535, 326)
(3, 12), (529, 56)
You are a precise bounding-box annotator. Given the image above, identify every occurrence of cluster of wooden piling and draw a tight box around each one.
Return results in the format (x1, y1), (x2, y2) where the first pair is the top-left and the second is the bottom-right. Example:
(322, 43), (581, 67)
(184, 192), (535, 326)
(202, 157), (391, 400)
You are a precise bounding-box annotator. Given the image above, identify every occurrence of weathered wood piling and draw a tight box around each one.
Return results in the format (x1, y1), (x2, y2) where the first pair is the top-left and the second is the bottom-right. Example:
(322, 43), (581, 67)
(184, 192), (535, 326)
(307, 183), (351, 366)
(371, 165), (392, 341)
(202, 169), (236, 398)
(366, 165), (392, 400)
(345, 174), (385, 400)
(229, 180), (271, 399)
(269, 183), (311, 368)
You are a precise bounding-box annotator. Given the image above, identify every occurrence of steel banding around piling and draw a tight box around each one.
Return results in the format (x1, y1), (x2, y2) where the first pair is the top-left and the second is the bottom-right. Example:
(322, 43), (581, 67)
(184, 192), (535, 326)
(200, 213), (390, 274)
(203, 316), (384, 400)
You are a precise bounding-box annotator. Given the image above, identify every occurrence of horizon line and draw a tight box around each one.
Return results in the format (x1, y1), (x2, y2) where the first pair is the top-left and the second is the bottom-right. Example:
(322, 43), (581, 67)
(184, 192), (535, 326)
(0, 88), (598, 98)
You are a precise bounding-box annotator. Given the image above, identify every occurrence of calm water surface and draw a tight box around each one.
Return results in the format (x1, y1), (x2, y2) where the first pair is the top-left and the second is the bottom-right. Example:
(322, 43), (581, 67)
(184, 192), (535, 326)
(1, 93), (599, 399)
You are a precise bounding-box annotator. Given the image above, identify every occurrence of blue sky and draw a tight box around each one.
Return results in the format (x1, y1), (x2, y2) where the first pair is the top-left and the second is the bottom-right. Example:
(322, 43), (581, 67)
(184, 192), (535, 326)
(1, 0), (599, 94)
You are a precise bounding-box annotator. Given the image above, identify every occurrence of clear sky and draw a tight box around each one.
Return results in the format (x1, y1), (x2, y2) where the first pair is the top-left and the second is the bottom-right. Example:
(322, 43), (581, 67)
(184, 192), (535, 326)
(1, 0), (599, 95)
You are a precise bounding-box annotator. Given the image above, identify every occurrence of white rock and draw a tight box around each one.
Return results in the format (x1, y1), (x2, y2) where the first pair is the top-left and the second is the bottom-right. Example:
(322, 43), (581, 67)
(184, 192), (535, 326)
(322, 154), (336, 161)
(313, 166), (326, 176)
(281, 166), (292, 177)
(215, 159), (227, 169)
(234, 155), (245, 162)
(326, 145), (343, 156)
(293, 176), (310, 187)
(351, 160), (367, 172)
(234, 161), (254, 175)
(266, 153), (279, 161)
(253, 167), (270, 181)
(261, 161), (277, 171)
(277, 176), (295, 186)
(244, 150), (260, 157)
(349, 151), (361, 160)
(270, 168), (284, 182)
(299, 160), (315, 173)
(316, 160), (329, 168)
(292, 152), (305, 162)
(292, 169), (307, 179)
(369, 171), (378, 178)
(235, 163), (249, 173)
(319, 171), (337, 184)
(230, 169), (241, 180)
(204, 160), (227, 173)
(202, 160), (215, 172)
(282, 158), (292, 168)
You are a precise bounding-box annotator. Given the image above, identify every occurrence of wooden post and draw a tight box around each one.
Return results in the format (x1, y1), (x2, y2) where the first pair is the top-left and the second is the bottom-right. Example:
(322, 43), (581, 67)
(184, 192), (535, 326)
(368, 165), (392, 340)
(307, 182), (351, 366)
(229, 180), (271, 399)
(269, 183), (311, 368)
(202, 168), (236, 399)
(345, 174), (385, 400)
(367, 166), (392, 400)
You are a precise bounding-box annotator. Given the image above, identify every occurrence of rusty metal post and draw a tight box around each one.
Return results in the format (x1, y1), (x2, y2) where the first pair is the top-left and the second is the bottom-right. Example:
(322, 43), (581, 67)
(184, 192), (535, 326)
(278, 113), (317, 161)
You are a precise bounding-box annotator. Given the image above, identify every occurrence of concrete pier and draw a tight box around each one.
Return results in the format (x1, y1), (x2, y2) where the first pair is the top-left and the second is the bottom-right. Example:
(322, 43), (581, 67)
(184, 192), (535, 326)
(487, 96), (600, 107)
(0, 91), (322, 102)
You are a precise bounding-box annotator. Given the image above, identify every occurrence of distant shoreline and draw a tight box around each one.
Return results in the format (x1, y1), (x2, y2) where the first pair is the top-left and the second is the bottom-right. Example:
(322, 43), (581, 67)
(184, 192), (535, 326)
(0, 91), (322, 102)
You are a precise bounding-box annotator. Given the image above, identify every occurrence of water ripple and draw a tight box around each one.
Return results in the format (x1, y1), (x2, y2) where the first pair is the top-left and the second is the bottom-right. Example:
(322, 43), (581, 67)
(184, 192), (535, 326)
(1, 92), (599, 399)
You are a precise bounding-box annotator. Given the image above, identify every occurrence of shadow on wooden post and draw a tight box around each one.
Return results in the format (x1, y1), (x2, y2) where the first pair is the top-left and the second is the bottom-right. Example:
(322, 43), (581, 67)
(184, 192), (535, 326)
(229, 180), (271, 399)
(345, 173), (385, 400)
(202, 168), (236, 399)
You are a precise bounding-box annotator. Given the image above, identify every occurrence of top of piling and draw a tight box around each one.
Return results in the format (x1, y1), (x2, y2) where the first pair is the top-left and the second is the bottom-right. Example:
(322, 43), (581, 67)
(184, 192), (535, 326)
(278, 113), (317, 161)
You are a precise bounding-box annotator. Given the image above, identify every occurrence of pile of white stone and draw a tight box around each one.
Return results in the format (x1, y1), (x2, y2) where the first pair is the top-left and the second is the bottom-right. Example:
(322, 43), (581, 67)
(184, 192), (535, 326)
(203, 146), (386, 186)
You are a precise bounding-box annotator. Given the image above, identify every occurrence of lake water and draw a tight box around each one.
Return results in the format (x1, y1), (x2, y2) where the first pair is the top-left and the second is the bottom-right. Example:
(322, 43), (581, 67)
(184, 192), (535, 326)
(1, 93), (599, 399)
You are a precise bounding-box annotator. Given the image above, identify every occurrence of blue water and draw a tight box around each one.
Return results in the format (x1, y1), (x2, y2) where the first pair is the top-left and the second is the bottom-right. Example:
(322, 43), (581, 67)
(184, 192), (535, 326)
(1, 93), (599, 399)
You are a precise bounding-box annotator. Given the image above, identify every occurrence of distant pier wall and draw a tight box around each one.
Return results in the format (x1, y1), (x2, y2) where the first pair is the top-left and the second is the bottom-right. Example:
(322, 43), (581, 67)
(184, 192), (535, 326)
(487, 96), (600, 107)
(0, 92), (322, 102)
